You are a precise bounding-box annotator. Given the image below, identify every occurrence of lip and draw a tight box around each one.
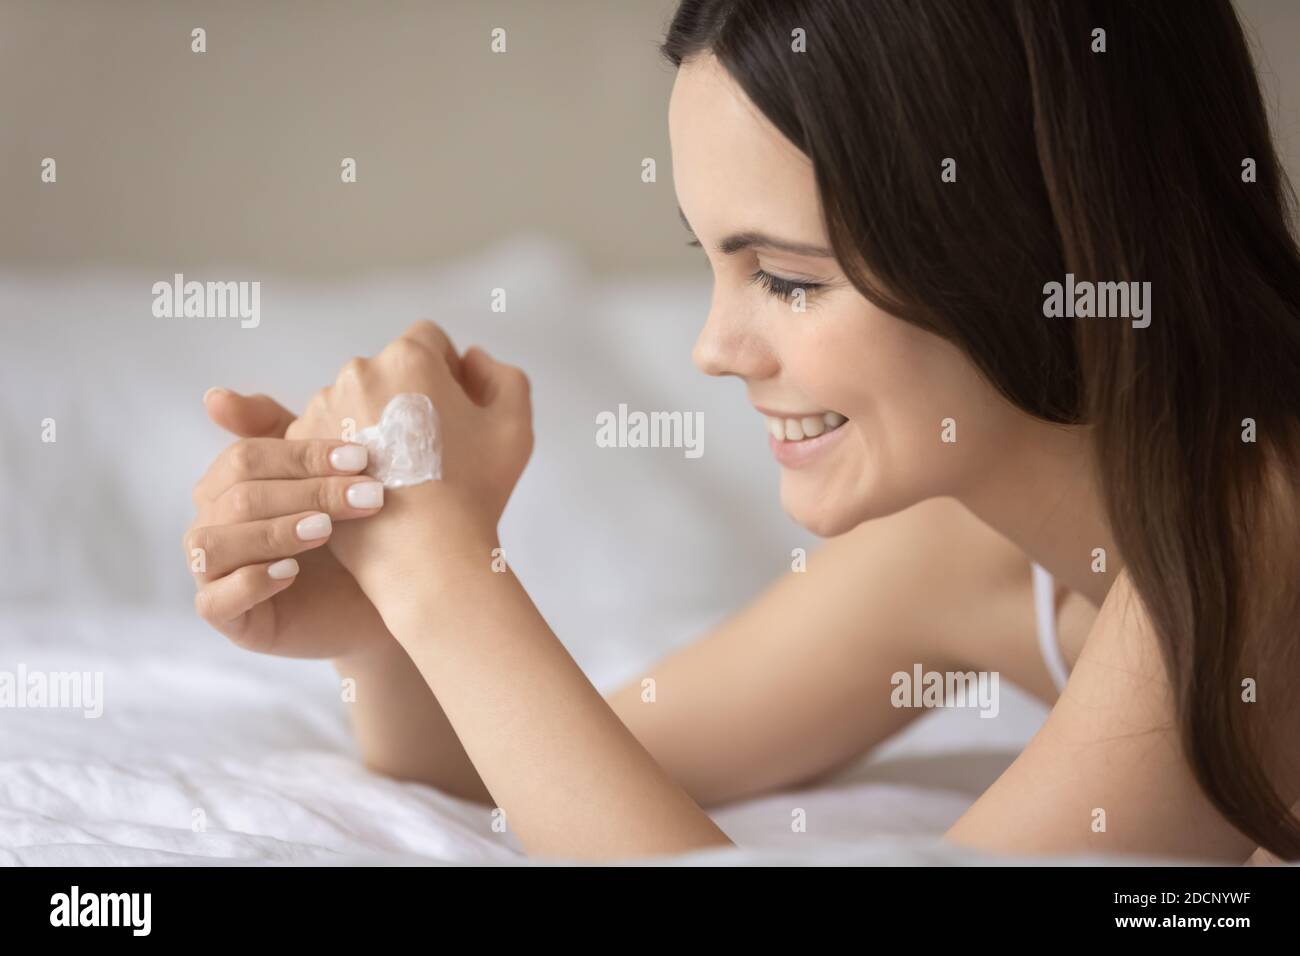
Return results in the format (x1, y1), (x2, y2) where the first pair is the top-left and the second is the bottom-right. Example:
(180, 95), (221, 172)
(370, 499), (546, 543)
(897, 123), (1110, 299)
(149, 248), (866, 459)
(753, 404), (831, 419)
(768, 420), (848, 468)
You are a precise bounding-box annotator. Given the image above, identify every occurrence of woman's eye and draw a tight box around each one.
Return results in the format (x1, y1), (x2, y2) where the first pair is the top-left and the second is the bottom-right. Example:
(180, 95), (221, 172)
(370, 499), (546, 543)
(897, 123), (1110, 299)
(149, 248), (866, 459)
(750, 269), (823, 303)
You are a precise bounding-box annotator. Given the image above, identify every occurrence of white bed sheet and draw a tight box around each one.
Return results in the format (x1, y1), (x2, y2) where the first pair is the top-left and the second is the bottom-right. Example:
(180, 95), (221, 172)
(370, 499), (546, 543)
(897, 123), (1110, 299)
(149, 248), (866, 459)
(0, 606), (1154, 866)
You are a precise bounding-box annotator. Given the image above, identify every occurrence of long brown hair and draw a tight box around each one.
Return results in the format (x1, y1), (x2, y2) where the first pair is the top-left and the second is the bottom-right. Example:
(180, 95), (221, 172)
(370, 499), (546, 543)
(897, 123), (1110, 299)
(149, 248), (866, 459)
(664, 0), (1300, 858)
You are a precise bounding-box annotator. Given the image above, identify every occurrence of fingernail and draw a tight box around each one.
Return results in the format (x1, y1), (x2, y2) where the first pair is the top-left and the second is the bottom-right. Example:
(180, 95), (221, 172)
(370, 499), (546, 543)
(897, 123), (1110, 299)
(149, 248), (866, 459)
(346, 481), (384, 509)
(295, 513), (332, 540)
(329, 444), (368, 472)
(267, 558), (299, 580)
(203, 386), (228, 404)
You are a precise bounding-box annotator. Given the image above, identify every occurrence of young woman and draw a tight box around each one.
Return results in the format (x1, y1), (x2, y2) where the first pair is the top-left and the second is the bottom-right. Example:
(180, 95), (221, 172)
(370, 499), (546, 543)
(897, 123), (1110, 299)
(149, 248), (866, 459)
(186, 0), (1300, 862)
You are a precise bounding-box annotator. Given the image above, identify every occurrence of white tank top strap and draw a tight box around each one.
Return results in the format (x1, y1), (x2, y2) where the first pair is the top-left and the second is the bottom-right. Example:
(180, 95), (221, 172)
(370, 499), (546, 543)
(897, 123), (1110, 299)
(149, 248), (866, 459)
(1031, 561), (1071, 693)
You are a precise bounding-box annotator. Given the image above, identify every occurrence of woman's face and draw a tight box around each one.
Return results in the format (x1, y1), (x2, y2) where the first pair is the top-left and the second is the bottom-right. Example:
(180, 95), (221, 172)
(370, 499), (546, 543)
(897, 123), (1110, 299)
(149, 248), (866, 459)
(669, 54), (1022, 536)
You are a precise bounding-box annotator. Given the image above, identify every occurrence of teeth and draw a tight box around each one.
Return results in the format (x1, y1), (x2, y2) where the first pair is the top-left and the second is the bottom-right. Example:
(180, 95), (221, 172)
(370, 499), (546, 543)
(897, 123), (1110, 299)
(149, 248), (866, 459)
(765, 412), (847, 442)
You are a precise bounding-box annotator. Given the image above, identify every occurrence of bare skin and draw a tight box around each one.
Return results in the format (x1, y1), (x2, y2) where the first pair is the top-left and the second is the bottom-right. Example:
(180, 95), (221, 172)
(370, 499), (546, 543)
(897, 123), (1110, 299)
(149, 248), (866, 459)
(186, 53), (1297, 861)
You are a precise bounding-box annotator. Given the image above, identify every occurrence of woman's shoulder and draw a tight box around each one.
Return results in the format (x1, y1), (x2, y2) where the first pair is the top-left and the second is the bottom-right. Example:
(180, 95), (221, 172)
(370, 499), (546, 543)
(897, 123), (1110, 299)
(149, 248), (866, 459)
(948, 565), (1266, 860)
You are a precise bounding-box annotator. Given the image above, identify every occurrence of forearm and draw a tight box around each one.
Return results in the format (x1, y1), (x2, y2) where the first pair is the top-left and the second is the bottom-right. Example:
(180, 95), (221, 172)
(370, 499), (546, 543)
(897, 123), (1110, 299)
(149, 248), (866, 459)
(331, 637), (491, 804)
(373, 550), (734, 860)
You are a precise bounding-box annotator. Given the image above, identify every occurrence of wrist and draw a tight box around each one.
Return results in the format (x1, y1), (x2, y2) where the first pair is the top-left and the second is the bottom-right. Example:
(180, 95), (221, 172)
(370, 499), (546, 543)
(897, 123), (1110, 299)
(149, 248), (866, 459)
(354, 519), (501, 635)
(336, 479), (501, 592)
(330, 631), (407, 679)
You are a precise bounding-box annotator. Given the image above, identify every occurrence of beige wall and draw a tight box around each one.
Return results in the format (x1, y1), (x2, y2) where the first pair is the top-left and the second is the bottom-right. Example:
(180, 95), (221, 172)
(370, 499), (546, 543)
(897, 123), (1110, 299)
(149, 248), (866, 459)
(3, 0), (1297, 278)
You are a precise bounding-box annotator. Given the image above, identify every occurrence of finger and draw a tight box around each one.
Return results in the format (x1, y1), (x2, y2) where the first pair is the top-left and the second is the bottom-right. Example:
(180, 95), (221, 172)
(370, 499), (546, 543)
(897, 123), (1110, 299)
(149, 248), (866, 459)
(204, 388), (297, 439)
(398, 320), (462, 383)
(196, 438), (369, 503)
(209, 476), (385, 524)
(185, 511), (334, 581)
(461, 346), (530, 412)
(195, 559), (300, 628)
(459, 346), (496, 405)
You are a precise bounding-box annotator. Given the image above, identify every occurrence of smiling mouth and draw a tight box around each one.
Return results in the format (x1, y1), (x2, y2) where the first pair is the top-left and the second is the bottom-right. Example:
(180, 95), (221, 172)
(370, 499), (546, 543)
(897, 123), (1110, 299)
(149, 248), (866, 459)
(764, 411), (848, 442)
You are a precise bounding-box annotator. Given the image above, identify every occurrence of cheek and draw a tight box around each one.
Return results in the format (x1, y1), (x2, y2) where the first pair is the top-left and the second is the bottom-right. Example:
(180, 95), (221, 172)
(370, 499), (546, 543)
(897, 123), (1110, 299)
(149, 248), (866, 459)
(800, 302), (954, 429)
(782, 304), (996, 519)
(864, 324), (989, 467)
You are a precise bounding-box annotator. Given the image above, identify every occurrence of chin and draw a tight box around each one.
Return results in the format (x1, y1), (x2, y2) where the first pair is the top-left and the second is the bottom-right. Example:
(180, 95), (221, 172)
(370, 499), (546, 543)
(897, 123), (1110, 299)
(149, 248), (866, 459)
(780, 467), (926, 538)
(779, 482), (864, 538)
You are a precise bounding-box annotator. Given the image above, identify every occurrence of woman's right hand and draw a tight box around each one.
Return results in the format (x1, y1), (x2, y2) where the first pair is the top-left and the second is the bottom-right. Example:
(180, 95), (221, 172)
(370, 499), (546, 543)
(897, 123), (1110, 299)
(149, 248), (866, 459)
(186, 388), (395, 660)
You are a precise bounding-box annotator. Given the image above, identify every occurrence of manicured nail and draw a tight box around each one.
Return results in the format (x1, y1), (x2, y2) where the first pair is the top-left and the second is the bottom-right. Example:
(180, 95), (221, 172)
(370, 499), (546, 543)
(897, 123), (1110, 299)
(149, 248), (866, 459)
(329, 444), (368, 472)
(346, 481), (384, 509)
(267, 558), (299, 580)
(295, 513), (332, 541)
(203, 386), (228, 404)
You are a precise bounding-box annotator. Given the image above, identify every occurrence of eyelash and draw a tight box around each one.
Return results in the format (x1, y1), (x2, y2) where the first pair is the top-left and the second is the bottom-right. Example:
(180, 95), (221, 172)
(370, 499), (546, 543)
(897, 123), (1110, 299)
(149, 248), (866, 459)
(749, 269), (824, 302)
(684, 239), (825, 303)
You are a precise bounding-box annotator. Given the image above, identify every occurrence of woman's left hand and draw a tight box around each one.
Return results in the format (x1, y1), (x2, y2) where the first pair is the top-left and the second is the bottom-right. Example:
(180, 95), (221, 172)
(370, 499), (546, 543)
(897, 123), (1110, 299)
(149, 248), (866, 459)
(285, 321), (533, 601)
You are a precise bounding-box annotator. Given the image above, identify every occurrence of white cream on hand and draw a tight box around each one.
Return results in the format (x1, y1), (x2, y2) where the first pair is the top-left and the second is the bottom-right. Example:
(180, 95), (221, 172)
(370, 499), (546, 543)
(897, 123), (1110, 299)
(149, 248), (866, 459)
(354, 393), (443, 487)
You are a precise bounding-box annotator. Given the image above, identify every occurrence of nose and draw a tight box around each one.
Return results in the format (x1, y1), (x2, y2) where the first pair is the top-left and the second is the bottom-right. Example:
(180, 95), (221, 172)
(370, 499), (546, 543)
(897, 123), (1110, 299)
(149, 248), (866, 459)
(691, 298), (777, 381)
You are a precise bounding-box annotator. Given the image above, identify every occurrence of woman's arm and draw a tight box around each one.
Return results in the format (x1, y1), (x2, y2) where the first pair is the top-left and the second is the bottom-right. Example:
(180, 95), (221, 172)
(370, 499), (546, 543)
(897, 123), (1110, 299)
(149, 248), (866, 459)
(606, 495), (1039, 805)
(374, 513), (732, 858)
(336, 493), (1034, 815)
(331, 639), (492, 804)
(286, 323), (730, 858)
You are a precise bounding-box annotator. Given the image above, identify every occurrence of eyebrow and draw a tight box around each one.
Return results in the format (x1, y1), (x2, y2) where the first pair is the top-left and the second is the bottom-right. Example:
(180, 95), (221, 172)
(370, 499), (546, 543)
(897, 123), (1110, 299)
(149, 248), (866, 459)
(677, 205), (834, 258)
